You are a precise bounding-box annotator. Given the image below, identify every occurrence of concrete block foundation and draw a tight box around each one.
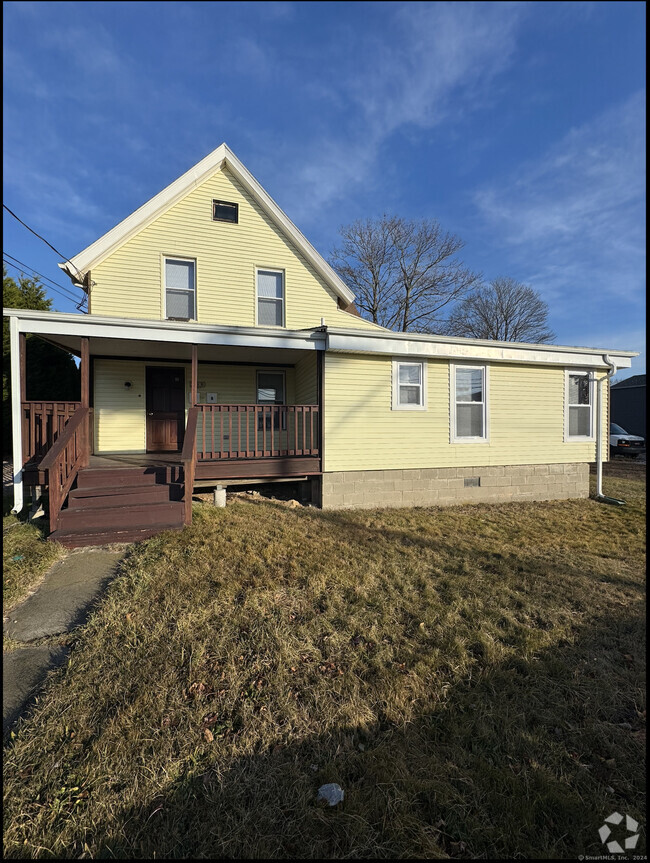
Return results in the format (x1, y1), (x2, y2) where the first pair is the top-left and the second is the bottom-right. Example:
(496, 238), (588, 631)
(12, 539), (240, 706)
(321, 463), (590, 509)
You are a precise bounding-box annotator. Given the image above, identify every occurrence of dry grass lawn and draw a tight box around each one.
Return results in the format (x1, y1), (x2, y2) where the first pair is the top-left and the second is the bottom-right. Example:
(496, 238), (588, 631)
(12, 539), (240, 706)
(3, 504), (63, 616)
(3, 462), (646, 859)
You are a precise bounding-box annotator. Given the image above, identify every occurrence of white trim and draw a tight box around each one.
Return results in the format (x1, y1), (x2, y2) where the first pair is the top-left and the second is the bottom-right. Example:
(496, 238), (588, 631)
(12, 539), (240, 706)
(392, 358), (427, 410)
(325, 329), (635, 369)
(450, 363), (490, 444)
(255, 267), (285, 328)
(564, 369), (595, 442)
(2, 308), (637, 368)
(59, 143), (355, 305)
(10, 316), (23, 513)
(4, 308), (324, 352)
(163, 255), (197, 321)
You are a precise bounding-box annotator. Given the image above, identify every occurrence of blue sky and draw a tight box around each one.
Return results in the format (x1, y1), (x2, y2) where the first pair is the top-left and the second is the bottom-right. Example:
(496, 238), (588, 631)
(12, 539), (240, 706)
(3, 1), (645, 380)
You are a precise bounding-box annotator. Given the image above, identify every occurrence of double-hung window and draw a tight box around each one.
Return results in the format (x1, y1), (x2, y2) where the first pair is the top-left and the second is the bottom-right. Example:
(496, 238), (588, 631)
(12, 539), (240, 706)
(392, 360), (426, 410)
(257, 269), (284, 327)
(565, 370), (594, 440)
(257, 371), (286, 431)
(165, 258), (196, 320)
(451, 364), (489, 442)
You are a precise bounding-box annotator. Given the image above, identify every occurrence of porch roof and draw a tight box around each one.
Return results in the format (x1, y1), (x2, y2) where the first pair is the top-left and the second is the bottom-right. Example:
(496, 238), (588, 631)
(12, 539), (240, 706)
(2, 308), (325, 363)
(3, 307), (638, 369)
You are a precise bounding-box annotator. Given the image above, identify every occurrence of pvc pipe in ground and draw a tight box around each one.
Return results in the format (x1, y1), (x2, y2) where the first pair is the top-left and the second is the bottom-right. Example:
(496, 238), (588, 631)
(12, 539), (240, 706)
(213, 486), (226, 507)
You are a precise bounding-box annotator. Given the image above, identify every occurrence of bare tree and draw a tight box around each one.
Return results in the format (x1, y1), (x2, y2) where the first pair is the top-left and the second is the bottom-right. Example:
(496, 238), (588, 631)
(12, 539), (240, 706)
(329, 218), (400, 327)
(443, 277), (555, 343)
(330, 216), (480, 332)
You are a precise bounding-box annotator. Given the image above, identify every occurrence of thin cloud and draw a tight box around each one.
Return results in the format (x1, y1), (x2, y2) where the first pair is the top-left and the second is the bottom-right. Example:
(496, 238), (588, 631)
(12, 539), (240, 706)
(277, 2), (527, 225)
(473, 90), (646, 308)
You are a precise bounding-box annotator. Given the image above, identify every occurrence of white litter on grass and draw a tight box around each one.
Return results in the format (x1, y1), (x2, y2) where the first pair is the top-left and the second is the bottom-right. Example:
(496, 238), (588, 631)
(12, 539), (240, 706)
(317, 783), (344, 806)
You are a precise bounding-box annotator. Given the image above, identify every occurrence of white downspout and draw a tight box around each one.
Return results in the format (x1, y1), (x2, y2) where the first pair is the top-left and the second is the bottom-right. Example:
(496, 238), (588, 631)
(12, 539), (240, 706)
(10, 315), (24, 514)
(596, 353), (619, 502)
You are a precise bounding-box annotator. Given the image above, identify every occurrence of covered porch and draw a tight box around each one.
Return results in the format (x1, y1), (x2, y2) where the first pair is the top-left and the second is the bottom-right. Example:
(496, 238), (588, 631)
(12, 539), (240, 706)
(7, 309), (325, 535)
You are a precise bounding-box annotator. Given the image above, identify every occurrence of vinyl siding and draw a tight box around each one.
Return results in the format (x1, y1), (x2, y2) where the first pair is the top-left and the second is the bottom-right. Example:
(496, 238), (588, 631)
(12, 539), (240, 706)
(295, 353), (318, 404)
(93, 359), (147, 453)
(90, 165), (384, 333)
(323, 353), (607, 472)
(94, 359), (297, 453)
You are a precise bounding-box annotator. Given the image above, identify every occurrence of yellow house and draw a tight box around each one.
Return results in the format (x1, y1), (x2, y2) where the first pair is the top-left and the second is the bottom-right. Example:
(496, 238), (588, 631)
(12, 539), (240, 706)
(4, 144), (637, 547)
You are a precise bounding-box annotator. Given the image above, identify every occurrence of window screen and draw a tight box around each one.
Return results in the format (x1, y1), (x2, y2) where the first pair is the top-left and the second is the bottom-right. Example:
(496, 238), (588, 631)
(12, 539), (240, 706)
(567, 373), (592, 437)
(257, 372), (285, 404)
(213, 200), (238, 223)
(396, 362), (424, 407)
(454, 366), (486, 439)
(165, 259), (195, 320)
(257, 270), (284, 326)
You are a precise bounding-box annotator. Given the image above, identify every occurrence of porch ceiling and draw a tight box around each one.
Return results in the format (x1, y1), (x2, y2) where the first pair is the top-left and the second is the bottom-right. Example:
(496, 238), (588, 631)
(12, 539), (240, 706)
(39, 334), (310, 366)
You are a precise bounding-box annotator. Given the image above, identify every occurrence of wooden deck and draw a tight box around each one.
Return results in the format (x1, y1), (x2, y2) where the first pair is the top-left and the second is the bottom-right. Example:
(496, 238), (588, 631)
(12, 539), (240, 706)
(86, 452), (320, 481)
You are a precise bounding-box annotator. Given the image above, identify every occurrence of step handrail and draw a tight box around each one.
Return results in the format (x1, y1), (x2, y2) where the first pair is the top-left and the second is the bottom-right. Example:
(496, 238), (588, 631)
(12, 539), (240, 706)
(40, 406), (90, 533)
(181, 406), (199, 525)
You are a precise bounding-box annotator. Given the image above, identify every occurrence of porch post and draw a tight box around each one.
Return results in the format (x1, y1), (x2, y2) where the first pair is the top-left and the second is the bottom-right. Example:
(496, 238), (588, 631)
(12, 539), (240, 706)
(80, 336), (90, 466)
(317, 349), (324, 473)
(191, 344), (198, 406)
(19, 332), (27, 460)
(10, 316), (24, 513)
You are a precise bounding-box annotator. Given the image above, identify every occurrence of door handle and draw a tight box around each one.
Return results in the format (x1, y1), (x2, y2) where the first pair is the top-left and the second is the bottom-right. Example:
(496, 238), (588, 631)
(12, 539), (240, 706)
(147, 412), (154, 416)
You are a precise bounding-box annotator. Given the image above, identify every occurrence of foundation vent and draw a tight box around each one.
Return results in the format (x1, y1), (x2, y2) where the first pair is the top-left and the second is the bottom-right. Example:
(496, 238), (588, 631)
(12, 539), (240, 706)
(464, 476), (480, 488)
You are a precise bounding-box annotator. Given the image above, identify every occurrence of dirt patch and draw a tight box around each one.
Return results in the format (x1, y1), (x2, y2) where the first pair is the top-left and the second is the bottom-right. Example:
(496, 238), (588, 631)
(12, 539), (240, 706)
(195, 481), (309, 508)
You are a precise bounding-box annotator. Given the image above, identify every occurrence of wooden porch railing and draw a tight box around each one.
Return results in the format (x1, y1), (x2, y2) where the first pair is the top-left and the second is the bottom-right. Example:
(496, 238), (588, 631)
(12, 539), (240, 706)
(181, 406), (199, 525)
(21, 400), (81, 466)
(39, 407), (90, 533)
(195, 405), (320, 460)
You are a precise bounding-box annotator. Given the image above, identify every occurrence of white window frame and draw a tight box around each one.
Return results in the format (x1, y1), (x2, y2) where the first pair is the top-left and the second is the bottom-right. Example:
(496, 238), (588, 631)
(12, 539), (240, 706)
(564, 369), (595, 441)
(392, 359), (427, 411)
(255, 267), (285, 328)
(163, 256), (197, 321)
(450, 363), (490, 443)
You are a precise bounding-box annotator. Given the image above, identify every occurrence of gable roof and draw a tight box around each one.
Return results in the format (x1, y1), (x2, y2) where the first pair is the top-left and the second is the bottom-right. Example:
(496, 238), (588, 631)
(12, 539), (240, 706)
(611, 373), (646, 389)
(58, 143), (355, 306)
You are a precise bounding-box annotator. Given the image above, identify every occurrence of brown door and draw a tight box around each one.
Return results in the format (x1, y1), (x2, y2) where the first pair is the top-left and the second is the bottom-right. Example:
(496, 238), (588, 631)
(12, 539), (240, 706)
(146, 367), (185, 452)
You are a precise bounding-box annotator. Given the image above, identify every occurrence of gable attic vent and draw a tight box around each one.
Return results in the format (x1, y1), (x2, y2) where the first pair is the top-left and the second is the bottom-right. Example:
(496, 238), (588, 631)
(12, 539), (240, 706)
(213, 200), (238, 223)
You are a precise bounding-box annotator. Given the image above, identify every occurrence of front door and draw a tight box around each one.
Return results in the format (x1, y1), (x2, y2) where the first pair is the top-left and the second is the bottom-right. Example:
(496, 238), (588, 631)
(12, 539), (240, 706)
(146, 366), (185, 452)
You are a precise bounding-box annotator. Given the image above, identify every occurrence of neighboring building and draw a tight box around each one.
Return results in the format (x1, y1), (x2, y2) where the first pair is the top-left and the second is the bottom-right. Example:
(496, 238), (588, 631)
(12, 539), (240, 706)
(4, 144), (637, 547)
(610, 374), (646, 438)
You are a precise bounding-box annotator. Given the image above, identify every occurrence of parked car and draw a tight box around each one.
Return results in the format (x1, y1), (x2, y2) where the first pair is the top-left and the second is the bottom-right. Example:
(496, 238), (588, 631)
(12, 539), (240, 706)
(610, 422), (646, 458)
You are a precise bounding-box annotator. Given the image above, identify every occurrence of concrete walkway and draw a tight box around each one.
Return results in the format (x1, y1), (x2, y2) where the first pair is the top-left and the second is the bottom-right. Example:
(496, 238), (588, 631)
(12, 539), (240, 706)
(3, 549), (124, 740)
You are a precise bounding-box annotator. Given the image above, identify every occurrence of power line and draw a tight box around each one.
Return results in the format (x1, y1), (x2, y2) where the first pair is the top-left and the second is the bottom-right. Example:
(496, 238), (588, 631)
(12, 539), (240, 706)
(3, 253), (85, 304)
(3, 258), (87, 309)
(3, 204), (84, 280)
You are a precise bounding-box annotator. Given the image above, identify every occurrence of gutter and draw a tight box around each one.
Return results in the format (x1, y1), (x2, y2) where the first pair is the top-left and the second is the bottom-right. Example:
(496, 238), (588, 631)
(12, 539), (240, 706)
(595, 354), (625, 505)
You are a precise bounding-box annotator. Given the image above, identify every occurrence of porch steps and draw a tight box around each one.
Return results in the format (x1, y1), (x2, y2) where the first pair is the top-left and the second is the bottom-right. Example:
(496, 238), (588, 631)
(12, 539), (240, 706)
(49, 465), (185, 548)
(48, 524), (184, 549)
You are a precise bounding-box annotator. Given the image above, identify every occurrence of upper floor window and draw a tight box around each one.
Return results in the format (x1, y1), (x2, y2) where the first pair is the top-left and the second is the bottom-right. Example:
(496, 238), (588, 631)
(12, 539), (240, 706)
(257, 269), (284, 327)
(213, 200), (238, 223)
(565, 370), (594, 440)
(165, 258), (195, 320)
(451, 364), (489, 442)
(392, 360), (426, 410)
